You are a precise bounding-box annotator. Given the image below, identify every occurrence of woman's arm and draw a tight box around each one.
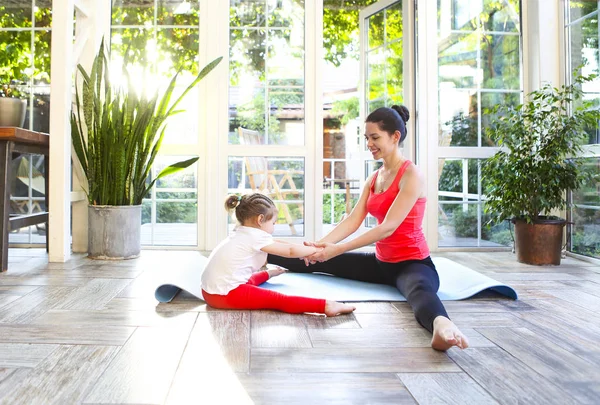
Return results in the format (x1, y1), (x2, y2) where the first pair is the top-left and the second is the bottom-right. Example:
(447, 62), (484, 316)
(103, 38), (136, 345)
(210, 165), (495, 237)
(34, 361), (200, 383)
(311, 164), (424, 261)
(318, 174), (373, 244)
(261, 242), (320, 258)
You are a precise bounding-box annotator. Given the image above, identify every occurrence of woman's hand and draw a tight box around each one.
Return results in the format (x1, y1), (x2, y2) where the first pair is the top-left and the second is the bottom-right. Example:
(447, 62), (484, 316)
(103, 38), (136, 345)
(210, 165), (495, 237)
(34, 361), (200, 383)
(301, 241), (318, 266)
(307, 242), (342, 262)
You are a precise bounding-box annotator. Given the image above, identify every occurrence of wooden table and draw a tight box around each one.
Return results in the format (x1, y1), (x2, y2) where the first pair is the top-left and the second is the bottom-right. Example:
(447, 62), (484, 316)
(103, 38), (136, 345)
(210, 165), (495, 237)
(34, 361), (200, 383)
(0, 127), (49, 272)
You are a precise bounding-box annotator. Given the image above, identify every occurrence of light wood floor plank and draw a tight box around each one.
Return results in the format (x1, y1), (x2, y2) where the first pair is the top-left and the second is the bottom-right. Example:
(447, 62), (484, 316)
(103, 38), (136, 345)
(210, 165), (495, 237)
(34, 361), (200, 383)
(398, 372), (499, 405)
(0, 343), (58, 367)
(0, 276), (92, 287)
(352, 302), (401, 313)
(0, 287), (76, 324)
(309, 327), (494, 348)
(0, 286), (39, 295)
(481, 272), (585, 281)
(0, 324), (134, 345)
(514, 311), (600, 363)
(448, 347), (580, 405)
(0, 345), (118, 405)
(301, 313), (360, 329)
(477, 327), (600, 404)
(165, 312), (251, 404)
(238, 372), (416, 405)
(83, 325), (193, 404)
(540, 289), (600, 313)
(250, 347), (461, 373)
(251, 311), (312, 348)
(54, 279), (131, 310)
(32, 309), (197, 329)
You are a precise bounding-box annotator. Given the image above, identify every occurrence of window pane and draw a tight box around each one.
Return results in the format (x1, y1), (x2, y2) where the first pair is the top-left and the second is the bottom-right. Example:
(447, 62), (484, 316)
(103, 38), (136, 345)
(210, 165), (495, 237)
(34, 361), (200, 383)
(34, 30), (51, 85)
(156, 28), (200, 77)
(439, 203), (505, 247)
(267, 0), (304, 28)
(439, 89), (478, 147)
(368, 11), (384, 49)
(0, 31), (32, 83)
(0, 2), (32, 28)
(112, 0), (154, 26)
(9, 154), (46, 245)
(438, 32), (479, 89)
(31, 87), (51, 133)
(387, 40), (403, 104)
(230, 0), (266, 28)
(35, 1), (52, 28)
(111, 28), (156, 73)
(570, 157), (600, 258)
(228, 156), (305, 237)
(568, 0), (599, 21)
(480, 91), (521, 146)
(482, 0), (520, 32)
(142, 156), (198, 246)
(481, 34), (521, 90)
(367, 48), (385, 101)
(229, 1), (305, 146)
(157, 0), (200, 26)
(385, 2), (403, 43)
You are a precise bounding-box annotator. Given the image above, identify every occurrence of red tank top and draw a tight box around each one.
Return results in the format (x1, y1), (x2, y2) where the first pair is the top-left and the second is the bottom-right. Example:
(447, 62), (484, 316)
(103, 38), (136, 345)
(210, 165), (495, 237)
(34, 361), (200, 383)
(366, 160), (430, 262)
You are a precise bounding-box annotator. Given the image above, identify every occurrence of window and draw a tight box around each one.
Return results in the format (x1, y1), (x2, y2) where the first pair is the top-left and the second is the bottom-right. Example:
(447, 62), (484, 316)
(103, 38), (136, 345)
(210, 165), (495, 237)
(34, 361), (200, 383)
(111, 0), (201, 246)
(1, 0), (51, 245)
(565, 1), (600, 259)
(437, 0), (522, 247)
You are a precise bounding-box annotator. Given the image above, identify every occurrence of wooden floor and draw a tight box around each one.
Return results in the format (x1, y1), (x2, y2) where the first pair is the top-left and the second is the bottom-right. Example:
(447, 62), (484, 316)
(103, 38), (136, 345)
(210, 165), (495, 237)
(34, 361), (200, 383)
(0, 249), (598, 404)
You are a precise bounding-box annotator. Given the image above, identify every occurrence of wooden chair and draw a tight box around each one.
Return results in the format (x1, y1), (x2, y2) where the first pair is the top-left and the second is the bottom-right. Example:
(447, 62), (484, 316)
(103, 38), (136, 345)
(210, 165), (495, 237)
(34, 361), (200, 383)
(237, 127), (304, 235)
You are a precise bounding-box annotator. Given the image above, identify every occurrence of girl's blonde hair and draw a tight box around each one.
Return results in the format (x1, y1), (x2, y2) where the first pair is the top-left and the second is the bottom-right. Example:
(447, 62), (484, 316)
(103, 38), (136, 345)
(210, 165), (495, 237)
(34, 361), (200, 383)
(224, 193), (277, 224)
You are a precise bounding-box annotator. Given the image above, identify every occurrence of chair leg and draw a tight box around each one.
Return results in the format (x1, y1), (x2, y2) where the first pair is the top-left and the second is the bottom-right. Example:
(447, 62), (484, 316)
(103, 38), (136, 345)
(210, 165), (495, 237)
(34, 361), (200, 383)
(44, 154), (49, 254)
(0, 142), (12, 272)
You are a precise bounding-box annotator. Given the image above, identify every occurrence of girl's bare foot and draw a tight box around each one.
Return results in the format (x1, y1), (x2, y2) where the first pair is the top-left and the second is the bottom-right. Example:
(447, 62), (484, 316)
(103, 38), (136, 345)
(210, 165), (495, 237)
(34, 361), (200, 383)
(324, 300), (356, 317)
(431, 316), (469, 351)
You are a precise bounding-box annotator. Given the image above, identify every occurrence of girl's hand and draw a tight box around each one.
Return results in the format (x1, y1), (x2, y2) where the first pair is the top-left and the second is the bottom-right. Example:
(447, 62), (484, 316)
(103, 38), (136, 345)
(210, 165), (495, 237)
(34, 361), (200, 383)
(308, 242), (341, 262)
(266, 264), (288, 278)
(301, 241), (318, 266)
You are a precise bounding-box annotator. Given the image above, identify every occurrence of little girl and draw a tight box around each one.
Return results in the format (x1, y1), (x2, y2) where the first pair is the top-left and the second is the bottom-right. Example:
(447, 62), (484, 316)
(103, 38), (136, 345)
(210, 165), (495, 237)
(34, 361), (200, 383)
(201, 193), (356, 316)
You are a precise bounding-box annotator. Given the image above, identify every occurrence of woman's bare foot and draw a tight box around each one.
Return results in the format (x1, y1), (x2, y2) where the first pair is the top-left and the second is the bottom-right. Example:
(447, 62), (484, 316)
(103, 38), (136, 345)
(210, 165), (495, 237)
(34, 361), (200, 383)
(431, 316), (469, 351)
(324, 300), (356, 317)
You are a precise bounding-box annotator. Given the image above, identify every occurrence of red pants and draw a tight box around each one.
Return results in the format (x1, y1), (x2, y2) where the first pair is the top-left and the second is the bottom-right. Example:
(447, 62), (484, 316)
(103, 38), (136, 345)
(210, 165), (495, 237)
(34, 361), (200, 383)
(202, 271), (326, 314)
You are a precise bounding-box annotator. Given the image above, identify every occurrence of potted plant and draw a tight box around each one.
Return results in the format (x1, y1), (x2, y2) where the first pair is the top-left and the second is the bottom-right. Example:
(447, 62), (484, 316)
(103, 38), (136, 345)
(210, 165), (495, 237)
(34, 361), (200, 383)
(71, 40), (221, 259)
(482, 72), (600, 265)
(0, 80), (27, 128)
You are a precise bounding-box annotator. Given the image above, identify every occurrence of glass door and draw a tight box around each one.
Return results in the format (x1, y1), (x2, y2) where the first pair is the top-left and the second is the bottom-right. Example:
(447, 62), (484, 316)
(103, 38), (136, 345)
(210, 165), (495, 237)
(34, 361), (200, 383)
(226, 0), (309, 238)
(321, 0), (410, 235)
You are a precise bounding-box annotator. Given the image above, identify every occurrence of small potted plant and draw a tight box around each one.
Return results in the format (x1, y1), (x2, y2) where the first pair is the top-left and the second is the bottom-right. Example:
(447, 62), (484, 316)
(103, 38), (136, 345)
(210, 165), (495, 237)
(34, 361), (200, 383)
(71, 39), (221, 259)
(482, 72), (600, 265)
(0, 80), (27, 128)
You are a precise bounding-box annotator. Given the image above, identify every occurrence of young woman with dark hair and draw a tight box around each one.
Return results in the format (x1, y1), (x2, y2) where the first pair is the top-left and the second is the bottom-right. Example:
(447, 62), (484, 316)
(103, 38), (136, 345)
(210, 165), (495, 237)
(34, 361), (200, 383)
(268, 105), (469, 351)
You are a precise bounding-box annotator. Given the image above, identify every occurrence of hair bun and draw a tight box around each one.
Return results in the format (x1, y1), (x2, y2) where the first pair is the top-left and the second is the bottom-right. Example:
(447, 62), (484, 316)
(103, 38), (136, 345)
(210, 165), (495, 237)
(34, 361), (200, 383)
(391, 105), (410, 123)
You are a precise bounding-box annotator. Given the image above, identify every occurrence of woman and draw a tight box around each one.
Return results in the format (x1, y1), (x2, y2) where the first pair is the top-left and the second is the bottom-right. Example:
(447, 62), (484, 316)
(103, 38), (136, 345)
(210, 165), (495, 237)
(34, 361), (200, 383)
(268, 105), (468, 351)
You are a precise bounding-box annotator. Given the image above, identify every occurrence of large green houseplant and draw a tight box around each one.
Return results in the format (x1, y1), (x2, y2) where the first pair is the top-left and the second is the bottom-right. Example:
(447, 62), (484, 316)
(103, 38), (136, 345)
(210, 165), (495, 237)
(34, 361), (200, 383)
(71, 40), (221, 258)
(482, 72), (600, 265)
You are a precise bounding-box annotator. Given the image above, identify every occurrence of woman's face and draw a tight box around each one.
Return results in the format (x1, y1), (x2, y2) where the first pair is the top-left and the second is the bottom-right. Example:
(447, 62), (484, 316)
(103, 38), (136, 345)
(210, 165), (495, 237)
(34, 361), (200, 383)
(364, 122), (400, 160)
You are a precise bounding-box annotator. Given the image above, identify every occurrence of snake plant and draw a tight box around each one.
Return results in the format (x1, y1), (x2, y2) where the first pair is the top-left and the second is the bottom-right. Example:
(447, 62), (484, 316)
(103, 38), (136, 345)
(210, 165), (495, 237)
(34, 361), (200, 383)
(71, 39), (221, 206)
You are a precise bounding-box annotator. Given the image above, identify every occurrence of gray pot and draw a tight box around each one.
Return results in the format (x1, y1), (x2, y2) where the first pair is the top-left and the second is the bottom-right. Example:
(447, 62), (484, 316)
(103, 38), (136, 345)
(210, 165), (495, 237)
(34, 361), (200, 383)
(88, 205), (141, 260)
(0, 98), (27, 127)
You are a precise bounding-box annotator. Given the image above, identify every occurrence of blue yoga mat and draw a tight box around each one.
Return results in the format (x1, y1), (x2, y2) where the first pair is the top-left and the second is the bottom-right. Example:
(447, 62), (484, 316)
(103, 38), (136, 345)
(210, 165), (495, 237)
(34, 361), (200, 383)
(154, 256), (517, 303)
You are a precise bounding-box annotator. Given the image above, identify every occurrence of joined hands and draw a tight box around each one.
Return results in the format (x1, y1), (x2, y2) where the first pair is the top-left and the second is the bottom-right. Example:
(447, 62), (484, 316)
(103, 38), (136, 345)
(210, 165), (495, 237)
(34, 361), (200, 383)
(300, 241), (342, 265)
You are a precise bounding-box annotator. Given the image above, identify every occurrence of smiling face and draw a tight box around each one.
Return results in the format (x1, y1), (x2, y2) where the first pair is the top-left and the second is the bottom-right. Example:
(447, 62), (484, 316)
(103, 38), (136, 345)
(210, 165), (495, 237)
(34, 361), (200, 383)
(365, 122), (401, 160)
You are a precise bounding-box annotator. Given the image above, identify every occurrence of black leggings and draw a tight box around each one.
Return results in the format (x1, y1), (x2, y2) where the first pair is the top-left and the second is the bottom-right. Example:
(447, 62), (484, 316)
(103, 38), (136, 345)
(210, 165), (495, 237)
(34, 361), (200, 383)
(267, 252), (449, 333)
